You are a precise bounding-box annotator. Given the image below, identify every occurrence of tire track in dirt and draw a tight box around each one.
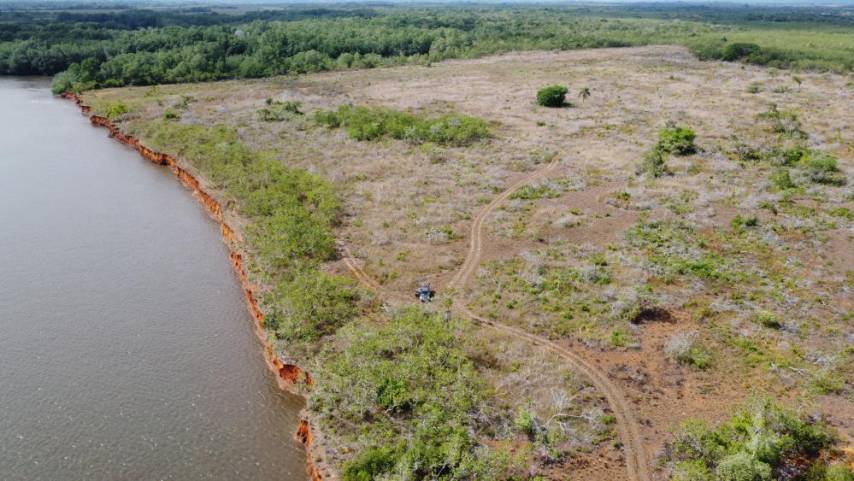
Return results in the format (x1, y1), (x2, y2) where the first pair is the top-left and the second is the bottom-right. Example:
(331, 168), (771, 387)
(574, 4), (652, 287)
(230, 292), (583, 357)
(339, 158), (651, 481)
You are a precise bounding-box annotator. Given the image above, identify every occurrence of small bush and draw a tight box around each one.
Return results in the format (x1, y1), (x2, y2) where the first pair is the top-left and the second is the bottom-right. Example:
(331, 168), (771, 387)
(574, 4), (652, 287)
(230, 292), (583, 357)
(760, 104), (806, 138)
(746, 83), (762, 94)
(731, 215), (759, 230)
(536, 84), (569, 107)
(637, 147), (670, 177)
(510, 183), (560, 200)
(658, 126), (697, 155)
(770, 168), (796, 190)
(162, 108), (179, 121)
(751, 310), (781, 329)
(104, 101), (129, 120)
(722, 42), (762, 62)
(665, 331), (713, 369)
(804, 151), (846, 186)
(258, 99), (303, 121)
(514, 408), (539, 437)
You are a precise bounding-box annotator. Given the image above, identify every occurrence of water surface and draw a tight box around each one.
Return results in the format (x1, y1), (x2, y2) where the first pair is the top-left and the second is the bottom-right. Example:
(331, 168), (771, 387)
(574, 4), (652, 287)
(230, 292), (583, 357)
(0, 78), (307, 481)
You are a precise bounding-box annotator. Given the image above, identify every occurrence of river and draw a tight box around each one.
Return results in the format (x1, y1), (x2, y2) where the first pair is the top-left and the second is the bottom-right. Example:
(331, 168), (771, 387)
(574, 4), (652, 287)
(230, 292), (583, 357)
(0, 78), (307, 481)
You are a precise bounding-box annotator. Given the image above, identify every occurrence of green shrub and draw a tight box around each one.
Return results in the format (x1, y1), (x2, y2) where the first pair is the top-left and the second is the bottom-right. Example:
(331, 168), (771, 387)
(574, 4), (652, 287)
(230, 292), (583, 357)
(103, 101), (129, 120)
(258, 100), (303, 121)
(715, 452), (772, 481)
(769, 146), (807, 166)
(510, 183), (560, 200)
(770, 168), (796, 190)
(637, 146), (670, 177)
(828, 207), (853, 220)
(674, 460), (713, 481)
(751, 310), (781, 329)
(514, 408), (538, 437)
(536, 84), (569, 107)
(760, 104), (806, 138)
(731, 215), (759, 230)
(722, 42), (762, 61)
(162, 108), (179, 120)
(822, 464), (854, 481)
(314, 105), (491, 146)
(658, 126), (697, 155)
(668, 400), (837, 481)
(804, 151), (846, 186)
(665, 331), (713, 369)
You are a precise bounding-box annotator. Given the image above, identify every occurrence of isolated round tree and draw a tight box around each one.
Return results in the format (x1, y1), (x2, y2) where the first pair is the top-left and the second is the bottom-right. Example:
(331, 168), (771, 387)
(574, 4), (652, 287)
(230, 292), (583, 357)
(536, 85), (568, 107)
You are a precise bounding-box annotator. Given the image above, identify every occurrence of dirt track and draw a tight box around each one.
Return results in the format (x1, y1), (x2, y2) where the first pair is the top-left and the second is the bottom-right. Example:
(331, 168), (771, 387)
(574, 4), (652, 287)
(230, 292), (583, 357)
(340, 157), (652, 481)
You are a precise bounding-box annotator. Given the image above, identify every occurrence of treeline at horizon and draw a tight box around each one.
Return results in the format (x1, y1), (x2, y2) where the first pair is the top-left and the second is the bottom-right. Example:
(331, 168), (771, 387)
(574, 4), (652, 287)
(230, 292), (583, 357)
(0, 3), (851, 93)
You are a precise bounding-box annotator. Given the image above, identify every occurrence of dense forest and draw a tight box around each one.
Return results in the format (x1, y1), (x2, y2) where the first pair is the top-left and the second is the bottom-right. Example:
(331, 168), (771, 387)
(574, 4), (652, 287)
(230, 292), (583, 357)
(0, 3), (851, 93)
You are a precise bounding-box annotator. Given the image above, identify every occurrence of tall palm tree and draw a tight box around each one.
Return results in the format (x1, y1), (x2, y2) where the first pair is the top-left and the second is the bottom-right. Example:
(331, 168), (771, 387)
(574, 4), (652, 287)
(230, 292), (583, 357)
(579, 87), (591, 104)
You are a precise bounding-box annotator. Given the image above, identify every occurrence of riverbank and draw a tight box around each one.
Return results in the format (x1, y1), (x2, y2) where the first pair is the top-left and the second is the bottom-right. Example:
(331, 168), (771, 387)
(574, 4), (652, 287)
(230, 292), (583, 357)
(61, 92), (331, 481)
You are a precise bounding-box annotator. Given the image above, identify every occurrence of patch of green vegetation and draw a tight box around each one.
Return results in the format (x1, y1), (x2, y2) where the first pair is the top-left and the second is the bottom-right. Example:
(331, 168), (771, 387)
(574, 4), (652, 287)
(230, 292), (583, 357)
(731, 215), (759, 231)
(637, 147), (671, 177)
(627, 221), (740, 284)
(759, 104), (806, 138)
(536, 84), (569, 107)
(828, 207), (852, 220)
(667, 400), (848, 481)
(688, 25), (854, 73)
(658, 125), (698, 155)
(258, 99), (303, 121)
(804, 151), (846, 186)
(665, 331), (714, 369)
(510, 183), (561, 200)
(770, 168), (797, 191)
(314, 105), (491, 146)
(102, 101), (129, 120)
(637, 125), (697, 177)
(312, 308), (508, 481)
(751, 310), (782, 329)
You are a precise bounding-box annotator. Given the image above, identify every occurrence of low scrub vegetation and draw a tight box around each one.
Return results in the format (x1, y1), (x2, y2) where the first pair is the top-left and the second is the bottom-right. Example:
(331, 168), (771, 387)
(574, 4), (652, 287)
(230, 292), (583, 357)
(666, 400), (851, 481)
(637, 125), (697, 177)
(665, 331), (713, 369)
(658, 126), (697, 155)
(311, 308), (507, 481)
(804, 151), (846, 186)
(258, 99), (303, 121)
(314, 105), (491, 146)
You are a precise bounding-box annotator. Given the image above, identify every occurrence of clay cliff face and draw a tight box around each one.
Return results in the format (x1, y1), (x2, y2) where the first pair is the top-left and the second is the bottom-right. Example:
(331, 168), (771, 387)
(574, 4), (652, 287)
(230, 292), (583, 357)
(62, 92), (325, 480)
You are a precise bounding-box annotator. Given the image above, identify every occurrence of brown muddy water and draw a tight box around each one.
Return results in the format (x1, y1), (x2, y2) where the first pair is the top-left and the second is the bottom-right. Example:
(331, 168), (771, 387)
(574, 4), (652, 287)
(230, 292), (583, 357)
(0, 78), (307, 481)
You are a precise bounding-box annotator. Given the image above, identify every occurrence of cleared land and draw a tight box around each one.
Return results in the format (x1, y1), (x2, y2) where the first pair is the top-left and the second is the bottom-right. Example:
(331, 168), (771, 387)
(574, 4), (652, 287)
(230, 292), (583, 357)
(84, 45), (853, 480)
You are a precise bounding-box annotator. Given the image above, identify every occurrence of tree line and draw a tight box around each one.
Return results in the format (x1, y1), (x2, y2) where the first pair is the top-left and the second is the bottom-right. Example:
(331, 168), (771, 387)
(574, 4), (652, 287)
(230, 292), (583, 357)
(0, 3), (850, 93)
